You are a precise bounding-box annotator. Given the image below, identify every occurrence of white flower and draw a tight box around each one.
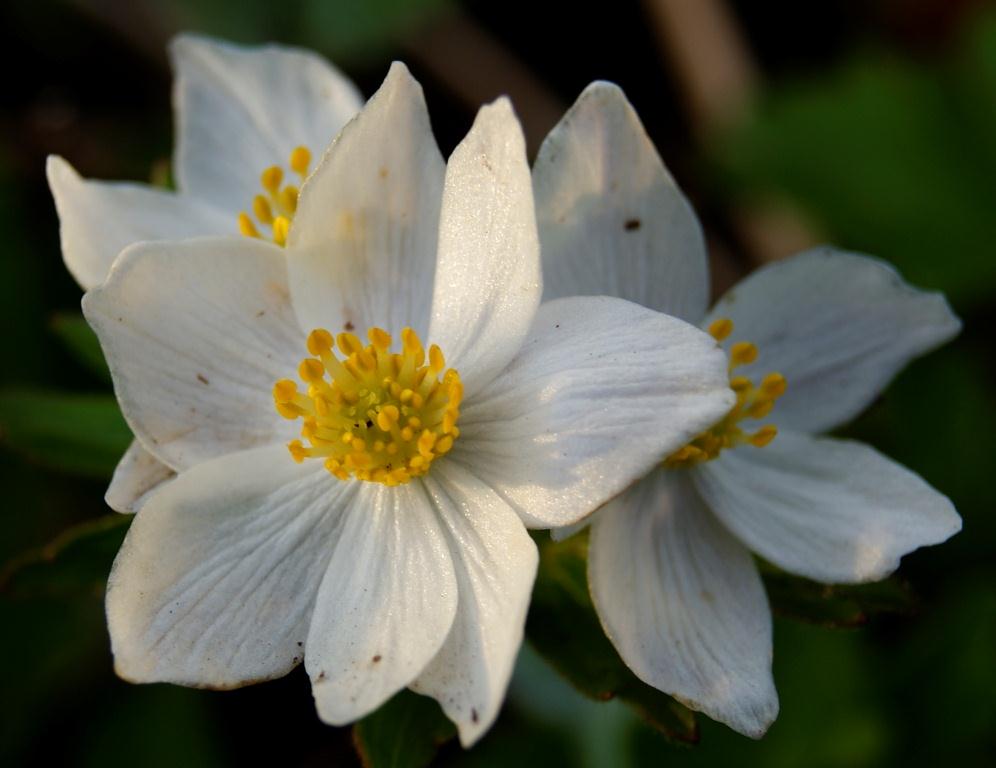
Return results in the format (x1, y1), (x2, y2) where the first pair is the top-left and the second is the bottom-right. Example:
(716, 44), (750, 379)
(534, 82), (963, 738)
(82, 65), (735, 745)
(47, 34), (364, 513)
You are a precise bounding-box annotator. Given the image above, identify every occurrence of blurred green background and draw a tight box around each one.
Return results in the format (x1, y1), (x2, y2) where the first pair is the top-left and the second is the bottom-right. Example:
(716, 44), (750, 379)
(1, 0), (994, 765)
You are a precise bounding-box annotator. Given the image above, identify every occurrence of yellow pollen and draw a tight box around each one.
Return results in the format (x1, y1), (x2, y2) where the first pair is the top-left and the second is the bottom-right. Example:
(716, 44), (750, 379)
(665, 318), (786, 468)
(274, 326), (463, 486)
(238, 145), (312, 246)
(708, 317), (734, 341)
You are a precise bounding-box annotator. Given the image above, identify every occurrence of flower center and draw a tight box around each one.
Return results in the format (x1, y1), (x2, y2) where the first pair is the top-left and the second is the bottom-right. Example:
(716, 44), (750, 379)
(664, 317), (786, 468)
(238, 145), (312, 246)
(273, 327), (463, 486)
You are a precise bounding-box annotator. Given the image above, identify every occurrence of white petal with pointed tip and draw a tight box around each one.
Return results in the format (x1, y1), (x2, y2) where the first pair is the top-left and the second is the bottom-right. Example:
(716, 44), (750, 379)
(704, 248), (961, 433)
(410, 460), (538, 746)
(589, 471), (777, 737)
(533, 81), (709, 322)
(288, 62), (445, 338)
(171, 34), (363, 212)
(83, 237), (303, 471)
(105, 439), (176, 514)
(46, 155), (230, 290)
(307, 481), (458, 725)
(694, 430), (961, 584)
(454, 295), (734, 528)
(107, 445), (352, 688)
(428, 97), (542, 398)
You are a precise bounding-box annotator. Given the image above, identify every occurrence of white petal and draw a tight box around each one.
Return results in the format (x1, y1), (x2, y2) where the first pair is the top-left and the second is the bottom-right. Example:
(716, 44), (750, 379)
(533, 82), (709, 322)
(105, 439), (175, 514)
(454, 296), (734, 528)
(171, 34), (363, 211)
(46, 155), (230, 290)
(82, 237), (303, 470)
(705, 247), (961, 433)
(107, 445), (353, 687)
(427, 97), (542, 398)
(288, 62), (445, 337)
(589, 471), (777, 737)
(410, 460), (538, 746)
(307, 481), (458, 725)
(694, 430), (962, 584)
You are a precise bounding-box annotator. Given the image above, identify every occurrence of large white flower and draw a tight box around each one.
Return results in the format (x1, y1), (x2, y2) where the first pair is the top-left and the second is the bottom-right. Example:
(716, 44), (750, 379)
(534, 82), (963, 738)
(47, 34), (364, 512)
(82, 65), (735, 745)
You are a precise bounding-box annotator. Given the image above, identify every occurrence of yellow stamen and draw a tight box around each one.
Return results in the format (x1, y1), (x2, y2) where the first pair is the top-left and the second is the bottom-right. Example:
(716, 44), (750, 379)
(729, 341), (758, 368)
(274, 326), (463, 486)
(665, 318), (786, 468)
(273, 216), (290, 247)
(708, 317), (734, 341)
(261, 166), (283, 194)
(238, 213), (260, 238)
(238, 146), (313, 246)
(289, 146), (311, 176)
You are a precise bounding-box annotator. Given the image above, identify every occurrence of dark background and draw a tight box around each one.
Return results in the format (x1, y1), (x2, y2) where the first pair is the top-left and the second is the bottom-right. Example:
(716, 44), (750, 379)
(1, 0), (994, 765)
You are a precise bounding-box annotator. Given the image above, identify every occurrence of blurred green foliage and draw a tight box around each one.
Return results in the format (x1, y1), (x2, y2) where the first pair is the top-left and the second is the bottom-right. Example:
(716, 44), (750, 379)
(716, 13), (996, 308)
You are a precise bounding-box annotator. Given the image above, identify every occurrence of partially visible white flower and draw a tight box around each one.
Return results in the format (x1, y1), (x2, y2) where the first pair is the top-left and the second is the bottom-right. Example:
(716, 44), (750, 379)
(534, 82), (962, 738)
(83, 65), (734, 745)
(46, 34), (363, 512)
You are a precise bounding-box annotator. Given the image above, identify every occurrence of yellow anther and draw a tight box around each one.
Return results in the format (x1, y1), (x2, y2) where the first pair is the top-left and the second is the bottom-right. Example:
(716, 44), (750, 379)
(273, 379), (298, 403)
(239, 146), (313, 246)
(238, 212), (260, 238)
(730, 376), (752, 392)
(273, 216), (290, 246)
(429, 345), (445, 371)
(261, 166), (283, 193)
(369, 327), (392, 351)
(708, 317), (734, 342)
(278, 186), (298, 214)
(275, 326), (462, 484)
(750, 425), (778, 447)
(665, 332), (786, 467)
(287, 440), (308, 463)
(761, 372), (787, 399)
(402, 328), (424, 359)
(299, 358), (325, 383)
(276, 401), (299, 419)
(307, 329), (334, 355)
(289, 146), (311, 176)
(337, 332), (363, 356)
(730, 342), (758, 368)
(253, 195), (274, 225)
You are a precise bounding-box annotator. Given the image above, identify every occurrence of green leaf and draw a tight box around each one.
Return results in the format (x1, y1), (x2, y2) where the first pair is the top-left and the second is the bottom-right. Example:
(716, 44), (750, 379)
(50, 312), (110, 383)
(0, 514), (130, 598)
(526, 533), (698, 744)
(0, 389), (131, 476)
(352, 689), (456, 768)
(761, 565), (915, 629)
(714, 13), (996, 308)
(300, 0), (450, 62)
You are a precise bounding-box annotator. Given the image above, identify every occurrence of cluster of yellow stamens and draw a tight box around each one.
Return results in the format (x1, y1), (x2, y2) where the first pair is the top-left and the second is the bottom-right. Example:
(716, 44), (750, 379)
(665, 317), (786, 468)
(273, 326), (463, 486)
(238, 146), (312, 246)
